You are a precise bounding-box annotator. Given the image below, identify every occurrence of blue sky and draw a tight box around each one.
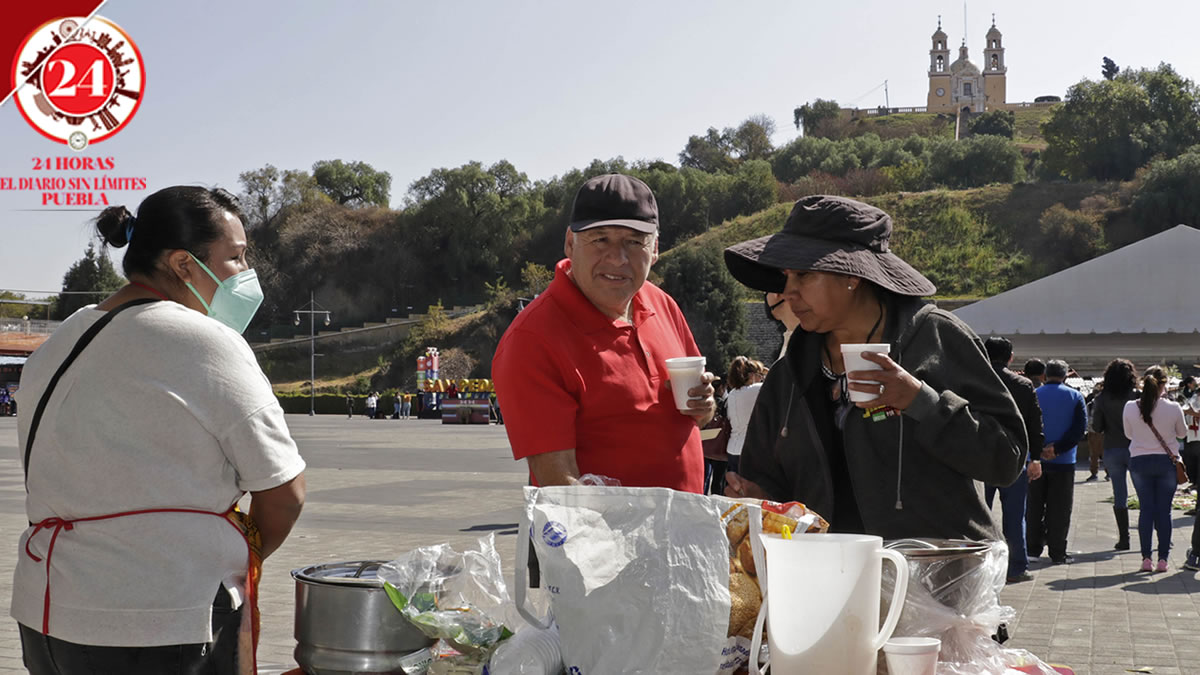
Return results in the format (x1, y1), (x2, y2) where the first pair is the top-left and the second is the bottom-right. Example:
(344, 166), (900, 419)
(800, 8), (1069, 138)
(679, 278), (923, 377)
(3, 0), (1198, 296)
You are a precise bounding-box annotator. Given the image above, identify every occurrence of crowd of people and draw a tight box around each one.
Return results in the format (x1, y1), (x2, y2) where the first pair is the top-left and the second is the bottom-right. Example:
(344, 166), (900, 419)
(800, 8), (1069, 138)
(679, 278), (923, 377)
(982, 353), (1200, 579)
(345, 391), (416, 419)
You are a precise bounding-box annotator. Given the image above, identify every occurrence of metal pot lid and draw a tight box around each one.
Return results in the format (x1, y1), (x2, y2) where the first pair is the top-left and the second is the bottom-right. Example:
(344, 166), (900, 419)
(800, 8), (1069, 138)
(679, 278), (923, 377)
(292, 560), (388, 587)
(884, 538), (991, 557)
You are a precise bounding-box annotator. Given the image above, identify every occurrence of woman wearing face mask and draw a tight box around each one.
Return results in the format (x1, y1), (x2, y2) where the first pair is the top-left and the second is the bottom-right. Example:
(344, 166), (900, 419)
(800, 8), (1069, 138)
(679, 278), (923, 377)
(13, 186), (307, 674)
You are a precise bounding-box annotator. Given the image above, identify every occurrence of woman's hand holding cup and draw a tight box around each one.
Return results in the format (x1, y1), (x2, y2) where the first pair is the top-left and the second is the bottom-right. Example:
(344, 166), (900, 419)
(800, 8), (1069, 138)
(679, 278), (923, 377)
(844, 348), (923, 410)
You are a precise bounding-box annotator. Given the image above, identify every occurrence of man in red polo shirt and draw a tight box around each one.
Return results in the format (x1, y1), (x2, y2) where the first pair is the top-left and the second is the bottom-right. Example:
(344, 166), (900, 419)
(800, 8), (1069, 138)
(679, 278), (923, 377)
(493, 173), (715, 493)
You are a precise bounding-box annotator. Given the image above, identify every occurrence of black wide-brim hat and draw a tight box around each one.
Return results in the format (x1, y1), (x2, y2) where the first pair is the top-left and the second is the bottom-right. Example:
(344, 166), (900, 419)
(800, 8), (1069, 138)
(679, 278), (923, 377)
(723, 195), (936, 297)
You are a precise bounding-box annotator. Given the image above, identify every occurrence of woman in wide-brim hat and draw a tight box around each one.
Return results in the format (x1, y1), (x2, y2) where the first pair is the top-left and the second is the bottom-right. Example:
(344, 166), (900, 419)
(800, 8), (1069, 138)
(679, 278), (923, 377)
(722, 195), (1026, 541)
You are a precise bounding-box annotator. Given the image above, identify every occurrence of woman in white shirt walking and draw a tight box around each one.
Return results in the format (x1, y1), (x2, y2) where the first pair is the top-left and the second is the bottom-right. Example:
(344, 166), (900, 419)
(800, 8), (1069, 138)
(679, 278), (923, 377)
(723, 356), (767, 478)
(1123, 366), (1188, 572)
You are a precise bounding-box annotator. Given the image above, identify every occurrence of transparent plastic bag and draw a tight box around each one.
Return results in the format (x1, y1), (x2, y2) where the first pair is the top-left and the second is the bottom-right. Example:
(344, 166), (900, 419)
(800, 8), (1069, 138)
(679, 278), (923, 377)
(879, 539), (1058, 675)
(488, 622), (564, 675)
(574, 472), (622, 486)
(378, 533), (517, 671)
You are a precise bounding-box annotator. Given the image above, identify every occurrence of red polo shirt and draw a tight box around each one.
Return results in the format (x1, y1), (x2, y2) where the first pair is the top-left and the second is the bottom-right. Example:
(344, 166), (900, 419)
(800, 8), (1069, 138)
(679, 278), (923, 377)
(493, 259), (704, 493)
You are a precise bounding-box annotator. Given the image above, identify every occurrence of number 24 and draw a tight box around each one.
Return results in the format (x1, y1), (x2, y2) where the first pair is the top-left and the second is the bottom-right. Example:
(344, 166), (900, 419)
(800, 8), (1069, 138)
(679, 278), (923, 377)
(47, 59), (107, 98)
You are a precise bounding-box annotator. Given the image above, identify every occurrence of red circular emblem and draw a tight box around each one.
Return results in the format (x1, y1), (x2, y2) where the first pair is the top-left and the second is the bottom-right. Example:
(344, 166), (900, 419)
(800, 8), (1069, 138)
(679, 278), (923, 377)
(10, 16), (145, 150)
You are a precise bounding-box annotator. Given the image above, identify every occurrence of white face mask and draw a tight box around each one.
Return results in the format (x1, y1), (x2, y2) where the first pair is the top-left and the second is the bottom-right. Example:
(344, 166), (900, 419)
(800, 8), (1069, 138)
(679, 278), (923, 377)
(184, 253), (263, 333)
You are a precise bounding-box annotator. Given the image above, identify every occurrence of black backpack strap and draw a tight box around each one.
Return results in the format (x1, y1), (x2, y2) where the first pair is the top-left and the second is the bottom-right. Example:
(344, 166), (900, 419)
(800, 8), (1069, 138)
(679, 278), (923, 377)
(23, 298), (160, 486)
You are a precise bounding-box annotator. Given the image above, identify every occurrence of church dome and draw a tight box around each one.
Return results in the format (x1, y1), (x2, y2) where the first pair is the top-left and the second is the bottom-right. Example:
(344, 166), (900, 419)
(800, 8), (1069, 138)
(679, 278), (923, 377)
(951, 45), (980, 75)
(986, 24), (1002, 38)
(933, 27), (948, 40)
(951, 57), (980, 76)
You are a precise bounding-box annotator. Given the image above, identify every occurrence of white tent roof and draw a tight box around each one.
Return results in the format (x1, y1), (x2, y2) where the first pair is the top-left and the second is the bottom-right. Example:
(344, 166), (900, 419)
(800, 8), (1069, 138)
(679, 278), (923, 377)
(954, 225), (1200, 335)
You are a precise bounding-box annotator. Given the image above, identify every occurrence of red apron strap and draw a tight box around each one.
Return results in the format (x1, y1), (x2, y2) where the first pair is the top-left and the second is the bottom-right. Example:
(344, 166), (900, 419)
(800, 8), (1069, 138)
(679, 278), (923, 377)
(25, 506), (250, 639)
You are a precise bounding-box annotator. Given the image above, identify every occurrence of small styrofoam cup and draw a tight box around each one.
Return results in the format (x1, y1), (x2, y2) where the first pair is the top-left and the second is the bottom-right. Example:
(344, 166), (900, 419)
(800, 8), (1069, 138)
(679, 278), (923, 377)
(882, 637), (941, 675)
(665, 356), (706, 411)
(840, 343), (890, 402)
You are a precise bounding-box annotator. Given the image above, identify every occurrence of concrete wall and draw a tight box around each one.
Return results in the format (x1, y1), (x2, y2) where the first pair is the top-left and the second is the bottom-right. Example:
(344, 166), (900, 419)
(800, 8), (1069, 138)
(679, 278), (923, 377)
(250, 305), (483, 359)
(745, 299), (784, 365)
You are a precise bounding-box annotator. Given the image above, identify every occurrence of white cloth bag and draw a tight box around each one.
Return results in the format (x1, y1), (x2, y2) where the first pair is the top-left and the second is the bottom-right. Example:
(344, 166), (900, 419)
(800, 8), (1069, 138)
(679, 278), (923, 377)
(515, 485), (759, 675)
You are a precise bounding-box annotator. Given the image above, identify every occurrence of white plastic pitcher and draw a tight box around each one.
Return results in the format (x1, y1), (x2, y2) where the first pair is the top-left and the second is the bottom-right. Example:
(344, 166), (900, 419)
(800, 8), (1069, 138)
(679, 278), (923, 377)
(751, 533), (909, 675)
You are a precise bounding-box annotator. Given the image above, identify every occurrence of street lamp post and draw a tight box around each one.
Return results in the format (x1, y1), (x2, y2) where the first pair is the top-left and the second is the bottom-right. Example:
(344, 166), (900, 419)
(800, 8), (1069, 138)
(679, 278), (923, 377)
(294, 292), (331, 416)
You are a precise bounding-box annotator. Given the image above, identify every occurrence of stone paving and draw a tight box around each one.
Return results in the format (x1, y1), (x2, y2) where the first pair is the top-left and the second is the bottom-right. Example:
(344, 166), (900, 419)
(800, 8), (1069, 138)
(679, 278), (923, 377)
(0, 415), (1198, 674)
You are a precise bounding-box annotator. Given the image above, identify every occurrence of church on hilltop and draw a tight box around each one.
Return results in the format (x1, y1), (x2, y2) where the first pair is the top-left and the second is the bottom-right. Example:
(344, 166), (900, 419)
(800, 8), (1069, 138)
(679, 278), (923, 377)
(833, 15), (1053, 124)
(926, 16), (1007, 113)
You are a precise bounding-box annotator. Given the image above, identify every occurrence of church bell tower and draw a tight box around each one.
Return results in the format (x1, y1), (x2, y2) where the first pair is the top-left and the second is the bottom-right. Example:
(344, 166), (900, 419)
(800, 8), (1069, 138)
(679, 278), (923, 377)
(927, 17), (952, 112)
(982, 16), (1007, 110)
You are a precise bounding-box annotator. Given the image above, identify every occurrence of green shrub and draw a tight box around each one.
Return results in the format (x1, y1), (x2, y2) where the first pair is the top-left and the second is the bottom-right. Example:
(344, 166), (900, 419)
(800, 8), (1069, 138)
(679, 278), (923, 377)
(1131, 146), (1200, 233)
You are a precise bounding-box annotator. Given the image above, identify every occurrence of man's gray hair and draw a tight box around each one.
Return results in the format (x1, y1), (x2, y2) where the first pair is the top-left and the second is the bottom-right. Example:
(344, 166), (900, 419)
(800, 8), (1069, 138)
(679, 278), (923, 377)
(1045, 359), (1069, 379)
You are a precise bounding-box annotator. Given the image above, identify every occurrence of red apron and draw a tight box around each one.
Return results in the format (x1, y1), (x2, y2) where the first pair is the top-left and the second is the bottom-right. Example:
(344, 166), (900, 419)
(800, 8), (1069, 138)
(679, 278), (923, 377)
(24, 505), (263, 675)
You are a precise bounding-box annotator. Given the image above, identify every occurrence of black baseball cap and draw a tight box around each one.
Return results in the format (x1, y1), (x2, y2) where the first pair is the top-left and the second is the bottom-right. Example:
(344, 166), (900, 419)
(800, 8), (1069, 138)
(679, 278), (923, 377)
(569, 174), (658, 234)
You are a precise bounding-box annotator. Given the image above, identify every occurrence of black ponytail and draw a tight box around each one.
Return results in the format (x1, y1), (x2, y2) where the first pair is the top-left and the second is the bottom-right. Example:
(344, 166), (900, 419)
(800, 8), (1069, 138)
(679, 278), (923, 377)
(1138, 366), (1167, 425)
(95, 205), (135, 248)
(93, 186), (244, 278)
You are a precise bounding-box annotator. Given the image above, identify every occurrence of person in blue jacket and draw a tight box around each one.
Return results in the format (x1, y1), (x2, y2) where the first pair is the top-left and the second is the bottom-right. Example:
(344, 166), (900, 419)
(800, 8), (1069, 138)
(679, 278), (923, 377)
(1026, 359), (1088, 564)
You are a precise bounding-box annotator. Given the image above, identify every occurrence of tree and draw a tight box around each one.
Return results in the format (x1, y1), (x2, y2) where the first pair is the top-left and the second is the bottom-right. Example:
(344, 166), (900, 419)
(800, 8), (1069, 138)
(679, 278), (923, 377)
(679, 127), (736, 173)
(238, 164), (326, 229)
(312, 159), (392, 207)
(0, 291), (34, 319)
(519, 262), (553, 296)
(926, 135), (1025, 188)
(655, 242), (753, 376)
(1041, 63), (1200, 181)
(793, 99), (842, 137)
(729, 115), (776, 161)
(1131, 146), (1200, 234)
(1102, 57), (1119, 81)
(968, 110), (1015, 138)
(680, 115), (778, 174)
(725, 160), (779, 218)
(1130, 64), (1200, 160)
(1041, 77), (1151, 180)
(53, 243), (125, 319)
(1035, 204), (1106, 272)
(405, 160), (545, 299)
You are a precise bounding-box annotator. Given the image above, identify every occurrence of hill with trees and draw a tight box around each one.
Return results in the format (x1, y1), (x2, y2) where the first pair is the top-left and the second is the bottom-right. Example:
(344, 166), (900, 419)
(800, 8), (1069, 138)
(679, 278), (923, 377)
(41, 59), (1200, 390)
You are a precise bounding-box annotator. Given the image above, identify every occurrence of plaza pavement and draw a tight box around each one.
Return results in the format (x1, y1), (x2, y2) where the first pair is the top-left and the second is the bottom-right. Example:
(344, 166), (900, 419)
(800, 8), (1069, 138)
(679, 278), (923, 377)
(0, 415), (1197, 674)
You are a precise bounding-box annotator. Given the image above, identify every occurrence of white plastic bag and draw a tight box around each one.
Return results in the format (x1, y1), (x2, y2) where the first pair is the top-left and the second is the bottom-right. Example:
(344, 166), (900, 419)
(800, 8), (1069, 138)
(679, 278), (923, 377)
(515, 485), (758, 674)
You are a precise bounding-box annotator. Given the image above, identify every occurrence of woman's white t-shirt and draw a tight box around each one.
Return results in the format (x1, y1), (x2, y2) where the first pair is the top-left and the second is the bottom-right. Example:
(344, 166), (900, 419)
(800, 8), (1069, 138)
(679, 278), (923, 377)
(725, 382), (764, 457)
(1122, 398), (1188, 458)
(12, 303), (305, 646)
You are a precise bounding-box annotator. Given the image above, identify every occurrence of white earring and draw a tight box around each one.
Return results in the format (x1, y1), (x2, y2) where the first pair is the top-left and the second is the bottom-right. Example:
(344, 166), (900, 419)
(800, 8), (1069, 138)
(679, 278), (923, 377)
(847, 285), (854, 290)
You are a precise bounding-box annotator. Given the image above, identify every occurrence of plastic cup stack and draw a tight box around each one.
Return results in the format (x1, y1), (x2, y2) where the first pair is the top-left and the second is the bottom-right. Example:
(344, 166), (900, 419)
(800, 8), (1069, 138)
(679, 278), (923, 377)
(488, 626), (563, 675)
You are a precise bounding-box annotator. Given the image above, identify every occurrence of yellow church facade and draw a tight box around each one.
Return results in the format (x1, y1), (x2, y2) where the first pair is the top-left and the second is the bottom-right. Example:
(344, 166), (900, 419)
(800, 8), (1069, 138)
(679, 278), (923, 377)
(927, 18), (1007, 113)
(837, 17), (1054, 123)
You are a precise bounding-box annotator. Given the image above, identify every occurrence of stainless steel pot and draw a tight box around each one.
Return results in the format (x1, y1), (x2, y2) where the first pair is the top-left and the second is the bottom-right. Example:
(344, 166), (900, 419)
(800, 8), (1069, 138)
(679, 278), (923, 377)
(292, 560), (434, 675)
(884, 538), (995, 615)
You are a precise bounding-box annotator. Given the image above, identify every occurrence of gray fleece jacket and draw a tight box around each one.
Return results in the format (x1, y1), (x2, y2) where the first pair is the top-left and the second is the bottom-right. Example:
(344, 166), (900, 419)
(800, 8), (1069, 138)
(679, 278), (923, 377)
(738, 296), (1026, 541)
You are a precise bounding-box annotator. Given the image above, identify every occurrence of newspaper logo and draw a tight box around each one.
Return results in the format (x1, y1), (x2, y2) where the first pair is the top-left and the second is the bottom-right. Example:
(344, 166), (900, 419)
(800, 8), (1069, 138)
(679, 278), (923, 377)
(542, 521), (568, 548)
(10, 16), (144, 150)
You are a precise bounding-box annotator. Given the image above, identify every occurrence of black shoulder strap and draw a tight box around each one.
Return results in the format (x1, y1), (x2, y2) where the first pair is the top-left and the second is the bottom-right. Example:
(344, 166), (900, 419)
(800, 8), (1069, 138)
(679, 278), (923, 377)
(23, 298), (160, 486)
